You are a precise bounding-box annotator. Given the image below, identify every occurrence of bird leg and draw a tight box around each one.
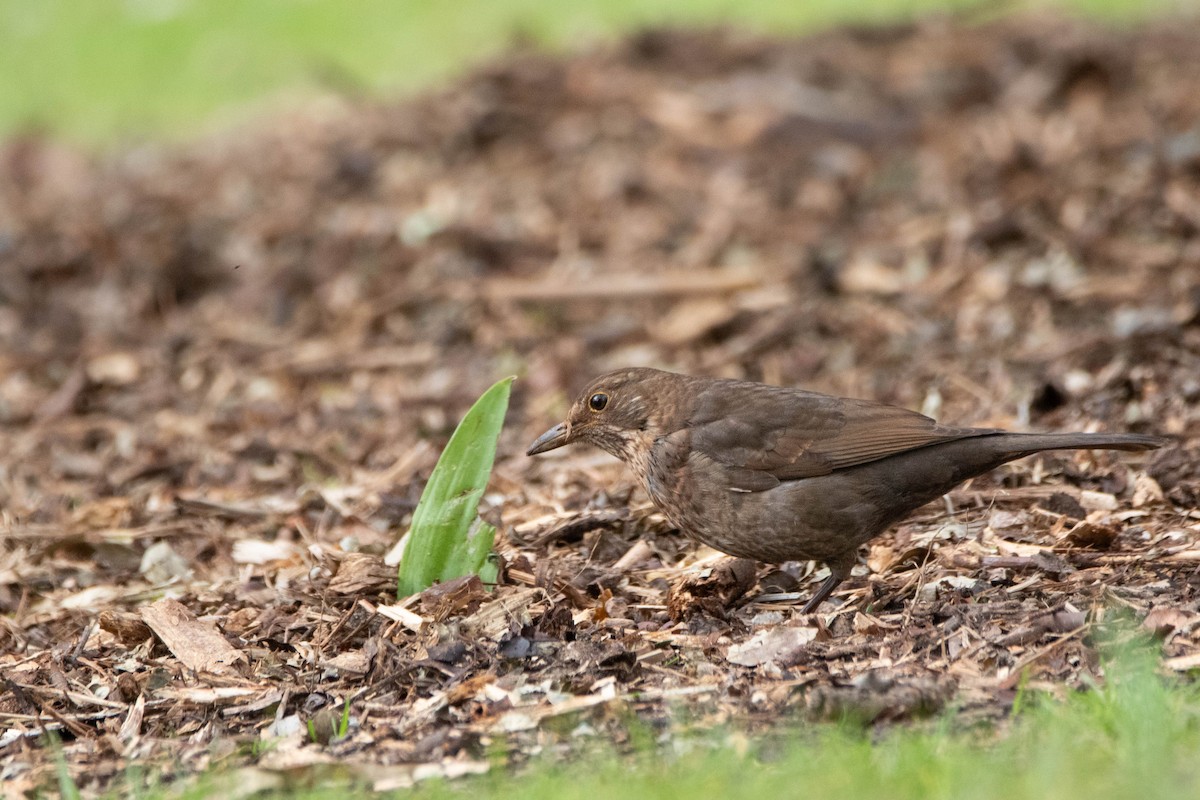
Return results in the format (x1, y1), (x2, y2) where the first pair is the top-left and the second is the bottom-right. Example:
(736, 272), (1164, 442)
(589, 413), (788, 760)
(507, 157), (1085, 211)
(800, 555), (855, 613)
(801, 574), (842, 613)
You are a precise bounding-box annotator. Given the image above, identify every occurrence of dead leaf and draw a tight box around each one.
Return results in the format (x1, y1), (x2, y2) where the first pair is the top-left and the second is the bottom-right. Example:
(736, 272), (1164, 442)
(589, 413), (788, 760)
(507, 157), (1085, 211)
(71, 497), (133, 529)
(329, 553), (395, 595)
(1142, 607), (1198, 638)
(98, 610), (153, 645)
(727, 625), (818, 667)
(86, 352), (140, 385)
(141, 598), (245, 674)
(1079, 490), (1118, 511)
(460, 588), (540, 640)
(1062, 517), (1119, 549)
(1131, 473), (1165, 508)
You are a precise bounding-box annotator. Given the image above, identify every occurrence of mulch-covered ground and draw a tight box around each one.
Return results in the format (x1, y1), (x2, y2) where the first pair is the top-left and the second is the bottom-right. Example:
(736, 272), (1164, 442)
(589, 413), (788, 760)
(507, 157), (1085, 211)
(3, 12), (1200, 795)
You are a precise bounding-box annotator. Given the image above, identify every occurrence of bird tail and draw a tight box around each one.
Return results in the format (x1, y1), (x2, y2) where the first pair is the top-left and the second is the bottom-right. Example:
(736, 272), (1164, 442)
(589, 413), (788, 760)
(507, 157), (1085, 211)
(989, 431), (1167, 456)
(839, 429), (1167, 534)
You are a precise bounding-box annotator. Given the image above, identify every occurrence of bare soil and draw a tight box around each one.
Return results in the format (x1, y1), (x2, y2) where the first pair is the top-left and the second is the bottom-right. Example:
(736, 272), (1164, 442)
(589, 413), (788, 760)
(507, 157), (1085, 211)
(2, 13), (1200, 795)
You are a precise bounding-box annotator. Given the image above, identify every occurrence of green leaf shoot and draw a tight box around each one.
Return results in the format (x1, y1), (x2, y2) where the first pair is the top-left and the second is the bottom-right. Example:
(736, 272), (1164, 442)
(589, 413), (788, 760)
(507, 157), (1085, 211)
(396, 376), (513, 597)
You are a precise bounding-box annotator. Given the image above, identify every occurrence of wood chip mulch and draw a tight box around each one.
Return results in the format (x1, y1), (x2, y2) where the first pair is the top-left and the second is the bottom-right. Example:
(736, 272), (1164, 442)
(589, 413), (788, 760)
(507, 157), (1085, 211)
(2, 13), (1200, 795)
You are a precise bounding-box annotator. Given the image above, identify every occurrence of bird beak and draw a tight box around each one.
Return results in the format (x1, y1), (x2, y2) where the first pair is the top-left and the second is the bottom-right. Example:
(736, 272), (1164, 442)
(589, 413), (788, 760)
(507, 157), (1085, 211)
(526, 422), (571, 455)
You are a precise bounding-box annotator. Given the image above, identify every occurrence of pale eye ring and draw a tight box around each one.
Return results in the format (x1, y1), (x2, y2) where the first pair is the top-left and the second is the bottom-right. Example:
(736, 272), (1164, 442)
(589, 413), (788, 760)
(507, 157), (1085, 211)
(588, 392), (609, 412)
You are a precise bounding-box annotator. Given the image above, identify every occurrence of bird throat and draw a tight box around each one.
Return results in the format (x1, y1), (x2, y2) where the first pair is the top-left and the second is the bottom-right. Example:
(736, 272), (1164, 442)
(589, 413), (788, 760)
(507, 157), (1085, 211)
(596, 429), (656, 476)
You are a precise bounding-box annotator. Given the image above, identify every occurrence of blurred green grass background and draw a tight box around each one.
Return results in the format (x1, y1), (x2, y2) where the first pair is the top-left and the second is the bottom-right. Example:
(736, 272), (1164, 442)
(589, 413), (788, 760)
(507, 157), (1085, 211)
(176, 641), (1200, 800)
(0, 0), (1190, 144)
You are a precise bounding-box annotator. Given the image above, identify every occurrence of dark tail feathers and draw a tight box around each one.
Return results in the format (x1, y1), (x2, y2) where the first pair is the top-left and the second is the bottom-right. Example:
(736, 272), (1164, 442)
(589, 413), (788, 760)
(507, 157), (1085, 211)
(993, 431), (1167, 456)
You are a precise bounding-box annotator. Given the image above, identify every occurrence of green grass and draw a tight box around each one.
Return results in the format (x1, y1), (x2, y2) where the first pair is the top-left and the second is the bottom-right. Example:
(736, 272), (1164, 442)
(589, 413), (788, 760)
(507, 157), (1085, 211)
(0, 0), (1190, 143)
(410, 647), (1200, 800)
(151, 638), (1199, 800)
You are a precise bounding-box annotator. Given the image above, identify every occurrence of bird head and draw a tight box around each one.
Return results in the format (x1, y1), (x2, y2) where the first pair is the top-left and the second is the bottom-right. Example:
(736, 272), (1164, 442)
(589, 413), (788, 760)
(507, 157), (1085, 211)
(526, 368), (676, 460)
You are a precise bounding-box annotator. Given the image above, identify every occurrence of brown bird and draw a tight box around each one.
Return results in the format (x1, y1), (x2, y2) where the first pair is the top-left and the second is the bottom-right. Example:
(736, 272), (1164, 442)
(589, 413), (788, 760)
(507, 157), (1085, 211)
(527, 368), (1166, 612)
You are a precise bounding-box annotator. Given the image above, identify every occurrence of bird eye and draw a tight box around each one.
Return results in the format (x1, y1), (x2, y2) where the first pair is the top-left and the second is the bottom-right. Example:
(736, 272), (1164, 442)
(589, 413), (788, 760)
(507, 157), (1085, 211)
(588, 392), (609, 412)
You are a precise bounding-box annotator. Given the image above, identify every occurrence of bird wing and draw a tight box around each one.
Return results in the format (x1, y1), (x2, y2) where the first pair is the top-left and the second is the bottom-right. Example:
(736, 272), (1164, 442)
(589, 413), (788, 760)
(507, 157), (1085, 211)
(685, 381), (991, 491)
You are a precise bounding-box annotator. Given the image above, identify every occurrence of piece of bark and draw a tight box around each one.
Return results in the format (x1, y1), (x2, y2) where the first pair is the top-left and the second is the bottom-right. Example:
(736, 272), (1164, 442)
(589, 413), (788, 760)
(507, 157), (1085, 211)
(140, 598), (244, 674)
(329, 553), (395, 595)
(99, 610), (154, 645)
